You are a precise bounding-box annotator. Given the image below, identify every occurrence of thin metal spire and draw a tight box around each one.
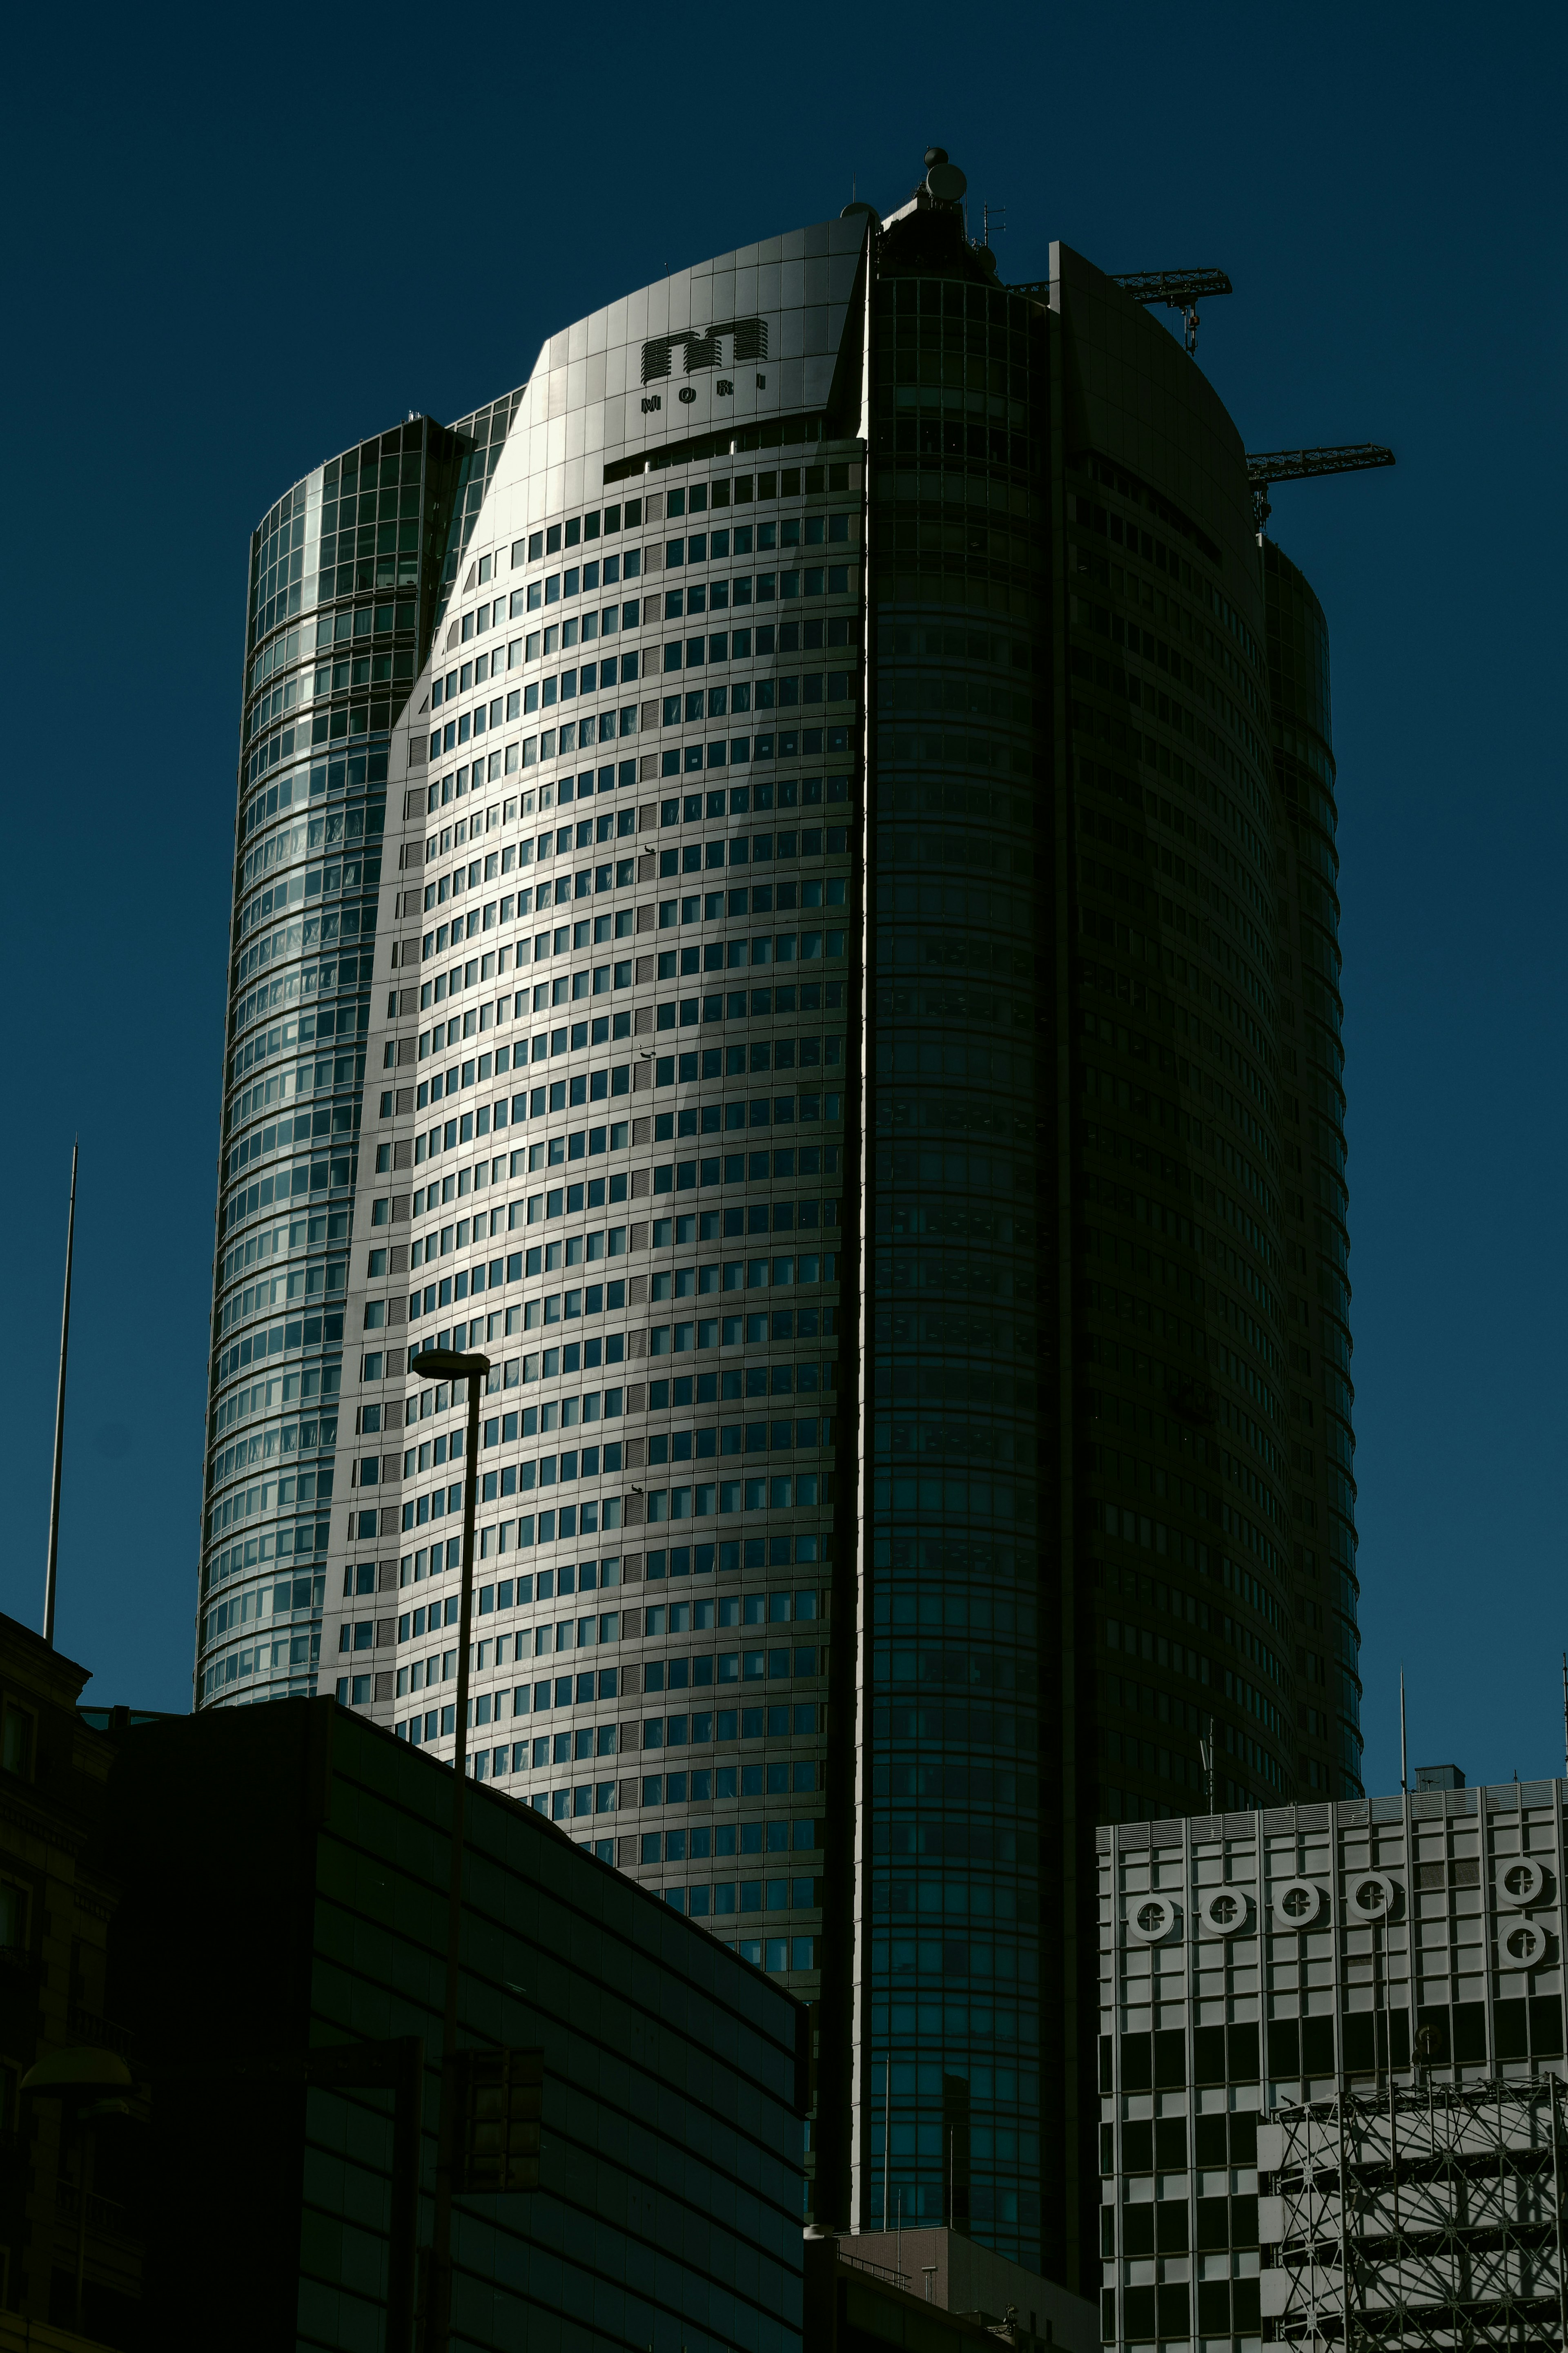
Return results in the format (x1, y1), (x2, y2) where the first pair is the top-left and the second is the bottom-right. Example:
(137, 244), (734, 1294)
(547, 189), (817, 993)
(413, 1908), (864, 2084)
(1399, 1666), (1408, 1795)
(44, 1142), (78, 1648)
(1561, 1653), (1567, 1783)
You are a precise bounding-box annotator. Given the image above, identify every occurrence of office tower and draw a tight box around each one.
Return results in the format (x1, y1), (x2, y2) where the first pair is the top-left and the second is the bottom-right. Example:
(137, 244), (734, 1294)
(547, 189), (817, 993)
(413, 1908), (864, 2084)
(196, 152), (1363, 2286)
(1097, 1779), (1566, 2353)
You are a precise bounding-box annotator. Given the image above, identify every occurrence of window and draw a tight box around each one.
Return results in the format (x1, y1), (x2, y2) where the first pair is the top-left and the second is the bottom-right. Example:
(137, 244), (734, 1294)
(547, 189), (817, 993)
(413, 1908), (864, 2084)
(1, 1706), (33, 1780)
(0, 1882), (27, 1952)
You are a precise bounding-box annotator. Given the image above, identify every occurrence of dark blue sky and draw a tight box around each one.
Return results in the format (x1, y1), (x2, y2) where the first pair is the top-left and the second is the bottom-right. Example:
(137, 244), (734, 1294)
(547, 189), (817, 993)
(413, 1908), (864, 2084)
(2, 4), (1561, 1785)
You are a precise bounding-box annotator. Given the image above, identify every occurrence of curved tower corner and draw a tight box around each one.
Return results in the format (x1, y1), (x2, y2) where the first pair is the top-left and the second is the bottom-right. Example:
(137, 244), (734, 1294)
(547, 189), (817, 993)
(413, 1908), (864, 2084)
(195, 406), (494, 1711)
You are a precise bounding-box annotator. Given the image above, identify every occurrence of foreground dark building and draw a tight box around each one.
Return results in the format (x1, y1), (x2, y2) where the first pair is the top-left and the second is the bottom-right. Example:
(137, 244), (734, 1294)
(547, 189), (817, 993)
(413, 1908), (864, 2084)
(199, 144), (1365, 2294)
(108, 1702), (805, 2351)
(0, 1629), (804, 2351)
(0, 1619), (149, 2341)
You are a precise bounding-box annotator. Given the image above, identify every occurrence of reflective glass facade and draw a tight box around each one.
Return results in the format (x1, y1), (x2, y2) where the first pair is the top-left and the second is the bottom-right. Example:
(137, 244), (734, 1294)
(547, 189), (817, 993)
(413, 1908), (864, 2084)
(197, 412), (475, 1709)
(853, 218), (1053, 2266)
(194, 162), (1365, 2302)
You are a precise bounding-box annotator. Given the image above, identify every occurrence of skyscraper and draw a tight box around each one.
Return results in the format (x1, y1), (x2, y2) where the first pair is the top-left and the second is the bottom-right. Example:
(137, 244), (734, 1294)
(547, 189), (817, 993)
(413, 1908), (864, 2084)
(196, 152), (1362, 2291)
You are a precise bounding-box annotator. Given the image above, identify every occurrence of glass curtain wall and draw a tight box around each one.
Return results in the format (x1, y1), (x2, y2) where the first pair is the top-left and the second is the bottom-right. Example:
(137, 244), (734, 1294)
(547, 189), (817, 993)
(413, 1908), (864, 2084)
(1265, 540), (1361, 1797)
(858, 201), (1053, 2270)
(196, 413), (473, 1708)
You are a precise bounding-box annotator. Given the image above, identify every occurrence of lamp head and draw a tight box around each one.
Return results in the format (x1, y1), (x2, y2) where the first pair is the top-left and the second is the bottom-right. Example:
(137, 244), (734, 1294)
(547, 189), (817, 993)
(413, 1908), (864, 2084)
(410, 1348), (491, 1382)
(22, 2047), (134, 2097)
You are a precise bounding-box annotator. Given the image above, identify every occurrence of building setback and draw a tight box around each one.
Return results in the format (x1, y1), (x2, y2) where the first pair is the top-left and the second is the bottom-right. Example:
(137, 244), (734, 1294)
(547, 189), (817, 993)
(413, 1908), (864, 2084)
(1098, 1782), (1568, 2353)
(196, 149), (1366, 2287)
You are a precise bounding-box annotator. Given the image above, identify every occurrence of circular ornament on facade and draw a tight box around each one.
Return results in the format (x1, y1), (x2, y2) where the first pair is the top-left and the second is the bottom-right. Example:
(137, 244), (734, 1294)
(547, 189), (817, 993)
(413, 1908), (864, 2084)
(1272, 1880), (1327, 1931)
(1346, 1873), (1399, 1923)
(1500, 1920), (1549, 1970)
(1198, 1886), (1252, 1938)
(1126, 1895), (1181, 1945)
(1497, 1858), (1549, 1909)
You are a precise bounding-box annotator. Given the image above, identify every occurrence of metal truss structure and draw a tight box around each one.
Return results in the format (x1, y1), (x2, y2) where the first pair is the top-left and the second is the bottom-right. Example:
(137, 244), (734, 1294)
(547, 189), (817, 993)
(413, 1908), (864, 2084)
(1245, 443), (1396, 532)
(1006, 267), (1231, 355)
(1106, 270), (1234, 356)
(1259, 2078), (1568, 2351)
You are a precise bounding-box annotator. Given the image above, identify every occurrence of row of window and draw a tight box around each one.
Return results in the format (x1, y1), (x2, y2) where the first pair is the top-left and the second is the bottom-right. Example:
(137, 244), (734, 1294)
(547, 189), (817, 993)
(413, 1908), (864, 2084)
(508, 544), (853, 620)
(431, 609), (640, 700)
(395, 1254), (835, 1339)
(432, 618), (855, 764)
(465, 1579), (822, 1623)
(422, 901), (846, 970)
(372, 1365), (833, 1474)
(239, 854), (378, 937)
(404, 1086), (840, 1176)
(437, 726), (853, 784)
(417, 892), (842, 986)
(427, 820), (847, 914)
(379, 1143), (841, 1216)
(421, 774), (842, 875)
(238, 800), (380, 889)
(403, 1189), (836, 1251)
(401, 1443), (835, 1531)
(443, 1478), (831, 1552)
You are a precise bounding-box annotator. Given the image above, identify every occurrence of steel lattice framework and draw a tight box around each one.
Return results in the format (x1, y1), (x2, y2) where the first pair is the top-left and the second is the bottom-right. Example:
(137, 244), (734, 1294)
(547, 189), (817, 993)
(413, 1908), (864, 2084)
(1259, 2079), (1568, 2351)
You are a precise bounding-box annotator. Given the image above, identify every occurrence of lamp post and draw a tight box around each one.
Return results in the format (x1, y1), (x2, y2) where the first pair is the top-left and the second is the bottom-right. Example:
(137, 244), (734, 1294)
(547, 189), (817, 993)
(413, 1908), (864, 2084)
(407, 1341), (490, 2353)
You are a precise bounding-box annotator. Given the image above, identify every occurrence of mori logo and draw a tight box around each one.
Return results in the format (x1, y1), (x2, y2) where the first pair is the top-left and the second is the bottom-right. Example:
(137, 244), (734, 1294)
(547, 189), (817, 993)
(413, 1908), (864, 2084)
(641, 318), (768, 385)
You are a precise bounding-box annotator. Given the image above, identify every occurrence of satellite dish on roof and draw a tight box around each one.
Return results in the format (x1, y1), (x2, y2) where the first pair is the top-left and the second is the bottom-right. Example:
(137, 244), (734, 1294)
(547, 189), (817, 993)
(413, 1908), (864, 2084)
(926, 160), (967, 204)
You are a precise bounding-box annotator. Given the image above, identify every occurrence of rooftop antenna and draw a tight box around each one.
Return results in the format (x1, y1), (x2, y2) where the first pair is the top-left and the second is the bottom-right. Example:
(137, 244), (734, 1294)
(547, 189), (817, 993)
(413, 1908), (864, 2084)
(44, 1140), (78, 1648)
(1561, 1653), (1567, 1782)
(982, 201), (1006, 250)
(1399, 1667), (1408, 1795)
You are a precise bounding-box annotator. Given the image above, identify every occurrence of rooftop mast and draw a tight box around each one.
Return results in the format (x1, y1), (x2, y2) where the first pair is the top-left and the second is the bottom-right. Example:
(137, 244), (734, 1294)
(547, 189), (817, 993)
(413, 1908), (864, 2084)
(44, 1141), (78, 1648)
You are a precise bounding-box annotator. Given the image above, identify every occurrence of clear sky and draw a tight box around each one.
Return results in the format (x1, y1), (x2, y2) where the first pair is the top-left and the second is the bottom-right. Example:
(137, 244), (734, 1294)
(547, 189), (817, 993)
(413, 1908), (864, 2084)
(2, 3), (1562, 1786)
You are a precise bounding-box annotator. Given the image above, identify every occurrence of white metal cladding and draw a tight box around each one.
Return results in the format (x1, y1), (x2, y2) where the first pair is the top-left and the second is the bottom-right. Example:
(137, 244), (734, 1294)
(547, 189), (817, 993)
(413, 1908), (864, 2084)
(1096, 1784), (1568, 2353)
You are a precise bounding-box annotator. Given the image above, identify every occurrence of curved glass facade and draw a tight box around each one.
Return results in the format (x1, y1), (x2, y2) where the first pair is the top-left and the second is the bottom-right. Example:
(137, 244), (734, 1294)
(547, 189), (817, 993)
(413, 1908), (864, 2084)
(193, 169), (1367, 2299)
(197, 413), (474, 1708)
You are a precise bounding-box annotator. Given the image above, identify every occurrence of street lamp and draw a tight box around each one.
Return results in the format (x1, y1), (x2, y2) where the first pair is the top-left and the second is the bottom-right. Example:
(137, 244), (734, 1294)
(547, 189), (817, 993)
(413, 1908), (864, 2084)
(407, 1341), (490, 2353)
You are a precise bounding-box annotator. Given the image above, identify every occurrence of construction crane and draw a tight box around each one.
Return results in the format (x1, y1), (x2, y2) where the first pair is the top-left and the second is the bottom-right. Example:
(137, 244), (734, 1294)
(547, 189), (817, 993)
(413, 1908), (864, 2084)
(1246, 443), (1396, 534)
(1106, 269), (1233, 356)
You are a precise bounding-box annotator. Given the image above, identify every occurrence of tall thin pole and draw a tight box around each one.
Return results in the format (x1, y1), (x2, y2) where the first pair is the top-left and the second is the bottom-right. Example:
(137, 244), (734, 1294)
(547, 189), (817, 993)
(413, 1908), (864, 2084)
(427, 1355), (488, 2353)
(1560, 1653), (1567, 1784)
(882, 2061), (890, 2235)
(44, 1142), (78, 1647)
(1399, 1666), (1408, 1795)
